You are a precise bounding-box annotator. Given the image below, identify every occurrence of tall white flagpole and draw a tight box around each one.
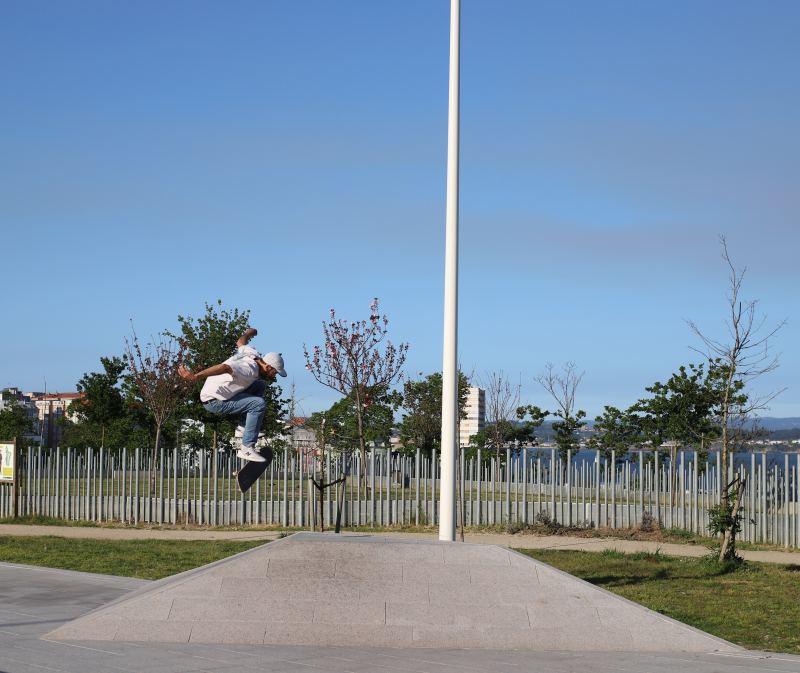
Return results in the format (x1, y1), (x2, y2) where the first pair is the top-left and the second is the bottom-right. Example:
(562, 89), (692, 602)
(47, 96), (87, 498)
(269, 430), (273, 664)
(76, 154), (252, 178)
(439, 0), (460, 542)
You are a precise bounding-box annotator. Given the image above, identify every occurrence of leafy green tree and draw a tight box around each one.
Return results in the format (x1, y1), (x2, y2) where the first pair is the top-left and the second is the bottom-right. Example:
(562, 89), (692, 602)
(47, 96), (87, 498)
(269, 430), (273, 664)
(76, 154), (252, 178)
(399, 371), (469, 455)
(469, 405), (548, 462)
(64, 357), (128, 450)
(630, 362), (724, 511)
(633, 363), (722, 463)
(0, 400), (36, 448)
(552, 410), (587, 457)
(469, 420), (515, 457)
(588, 405), (643, 460)
(514, 404), (549, 446)
(307, 389), (401, 454)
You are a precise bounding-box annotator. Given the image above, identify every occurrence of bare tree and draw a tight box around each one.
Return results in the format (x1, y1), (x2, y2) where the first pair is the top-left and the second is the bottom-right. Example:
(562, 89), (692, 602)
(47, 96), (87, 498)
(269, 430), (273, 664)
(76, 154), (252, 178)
(304, 298), (408, 490)
(480, 371), (521, 458)
(536, 362), (587, 458)
(124, 323), (191, 484)
(688, 236), (785, 562)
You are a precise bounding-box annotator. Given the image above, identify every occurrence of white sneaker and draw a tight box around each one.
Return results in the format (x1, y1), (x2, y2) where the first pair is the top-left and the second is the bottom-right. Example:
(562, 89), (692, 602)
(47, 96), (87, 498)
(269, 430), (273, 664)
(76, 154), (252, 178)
(237, 445), (266, 463)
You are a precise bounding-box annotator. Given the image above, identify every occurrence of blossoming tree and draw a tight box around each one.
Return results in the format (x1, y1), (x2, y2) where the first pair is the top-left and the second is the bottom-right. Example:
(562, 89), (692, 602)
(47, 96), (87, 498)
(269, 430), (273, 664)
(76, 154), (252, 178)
(304, 299), (408, 491)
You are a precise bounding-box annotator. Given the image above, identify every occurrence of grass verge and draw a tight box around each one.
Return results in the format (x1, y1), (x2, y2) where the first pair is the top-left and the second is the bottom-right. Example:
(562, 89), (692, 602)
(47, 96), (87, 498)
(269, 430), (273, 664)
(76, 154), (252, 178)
(518, 548), (800, 654)
(0, 536), (265, 580)
(0, 515), (102, 527)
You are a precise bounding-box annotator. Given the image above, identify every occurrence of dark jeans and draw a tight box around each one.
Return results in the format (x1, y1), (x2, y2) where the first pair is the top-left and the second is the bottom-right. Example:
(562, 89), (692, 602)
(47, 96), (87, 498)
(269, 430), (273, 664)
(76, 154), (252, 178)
(203, 379), (266, 447)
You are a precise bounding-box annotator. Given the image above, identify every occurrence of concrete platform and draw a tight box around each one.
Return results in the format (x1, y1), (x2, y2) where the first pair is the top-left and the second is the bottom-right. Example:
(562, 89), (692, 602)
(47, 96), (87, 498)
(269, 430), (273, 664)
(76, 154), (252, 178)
(47, 533), (739, 652)
(5, 559), (800, 673)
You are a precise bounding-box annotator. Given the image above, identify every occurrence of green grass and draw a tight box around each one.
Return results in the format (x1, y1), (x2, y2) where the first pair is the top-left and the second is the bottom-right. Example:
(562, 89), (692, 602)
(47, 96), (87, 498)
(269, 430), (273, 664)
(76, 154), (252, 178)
(0, 536), (265, 580)
(518, 548), (800, 654)
(0, 514), (101, 527)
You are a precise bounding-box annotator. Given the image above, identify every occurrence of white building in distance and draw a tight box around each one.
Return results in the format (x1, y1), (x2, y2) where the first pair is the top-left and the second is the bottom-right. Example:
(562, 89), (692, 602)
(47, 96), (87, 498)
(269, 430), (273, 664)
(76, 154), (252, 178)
(459, 386), (485, 447)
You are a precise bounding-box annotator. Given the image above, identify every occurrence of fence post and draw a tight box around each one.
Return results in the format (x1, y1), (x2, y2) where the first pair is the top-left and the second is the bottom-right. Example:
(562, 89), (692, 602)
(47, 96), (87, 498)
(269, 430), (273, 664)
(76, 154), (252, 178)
(414, 448), (420, 526)
(794, 453), (800, 547)
(521, 447), (528, 525)
(432, 448), (438, 526)
(639, 451), (644, 525)
(611, 449), (617, 528)
(785, 453), (790, 548)
(761, 451), (769, 542)
(594, 450), (601, 529)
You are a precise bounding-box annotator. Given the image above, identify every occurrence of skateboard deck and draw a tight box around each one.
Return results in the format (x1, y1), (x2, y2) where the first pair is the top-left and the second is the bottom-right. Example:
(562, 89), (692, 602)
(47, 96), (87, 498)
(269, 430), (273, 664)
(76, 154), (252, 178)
(236, 447), (274, 493)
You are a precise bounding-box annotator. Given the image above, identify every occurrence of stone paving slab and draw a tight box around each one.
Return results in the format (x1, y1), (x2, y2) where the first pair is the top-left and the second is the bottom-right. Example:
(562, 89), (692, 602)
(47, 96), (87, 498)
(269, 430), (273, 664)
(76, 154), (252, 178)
(46, 532), (740, 652)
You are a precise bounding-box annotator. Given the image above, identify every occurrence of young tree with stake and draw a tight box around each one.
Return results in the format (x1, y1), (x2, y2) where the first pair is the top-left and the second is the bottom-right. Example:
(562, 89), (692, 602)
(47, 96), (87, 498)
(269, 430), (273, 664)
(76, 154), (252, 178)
(688, 236), (785, 562)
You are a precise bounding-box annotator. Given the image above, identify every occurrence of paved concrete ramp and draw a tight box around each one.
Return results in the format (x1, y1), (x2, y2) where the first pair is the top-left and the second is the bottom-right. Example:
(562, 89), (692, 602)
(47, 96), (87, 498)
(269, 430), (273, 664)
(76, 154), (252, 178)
(47, 533), (738, 651)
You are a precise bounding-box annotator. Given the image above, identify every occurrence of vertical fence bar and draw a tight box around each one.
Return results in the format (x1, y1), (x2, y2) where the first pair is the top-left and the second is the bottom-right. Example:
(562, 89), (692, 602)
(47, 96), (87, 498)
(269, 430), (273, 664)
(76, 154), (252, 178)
(432, 449), (438, 526)
(521, 447), (528, 525)
(414, 448), (420, 527)
(476, 449), (482, 526)
(594, 450), (601, 529)
(761, 452), (767, 543)
(610, 450), (616, 529)
(369, 450), (376, 526)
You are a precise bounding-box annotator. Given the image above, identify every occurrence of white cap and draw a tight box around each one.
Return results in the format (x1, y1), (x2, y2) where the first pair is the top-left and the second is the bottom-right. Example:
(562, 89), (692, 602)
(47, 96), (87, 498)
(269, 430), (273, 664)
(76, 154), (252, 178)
(261, 352), (287, 377)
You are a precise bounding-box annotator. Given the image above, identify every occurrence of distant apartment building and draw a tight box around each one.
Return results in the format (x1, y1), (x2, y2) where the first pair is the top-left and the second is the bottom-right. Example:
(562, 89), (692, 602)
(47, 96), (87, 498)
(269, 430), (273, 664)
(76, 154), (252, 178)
(459, 386), (485, 447)
(28, 392), (82, 448)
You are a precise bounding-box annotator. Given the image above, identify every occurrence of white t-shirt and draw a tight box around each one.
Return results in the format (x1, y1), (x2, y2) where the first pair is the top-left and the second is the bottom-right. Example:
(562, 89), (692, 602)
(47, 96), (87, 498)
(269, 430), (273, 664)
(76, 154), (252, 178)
(200, 352), (260, 402)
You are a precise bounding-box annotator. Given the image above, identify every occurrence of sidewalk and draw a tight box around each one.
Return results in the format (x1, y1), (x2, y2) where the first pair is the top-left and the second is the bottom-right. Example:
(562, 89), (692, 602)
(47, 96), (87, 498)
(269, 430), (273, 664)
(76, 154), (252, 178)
(2, 524), (799, 565)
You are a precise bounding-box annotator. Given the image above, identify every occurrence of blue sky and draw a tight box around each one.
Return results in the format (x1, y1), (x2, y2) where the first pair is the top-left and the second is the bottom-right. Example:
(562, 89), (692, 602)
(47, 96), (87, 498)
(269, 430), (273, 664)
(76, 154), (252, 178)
(2, 1), (798, 419)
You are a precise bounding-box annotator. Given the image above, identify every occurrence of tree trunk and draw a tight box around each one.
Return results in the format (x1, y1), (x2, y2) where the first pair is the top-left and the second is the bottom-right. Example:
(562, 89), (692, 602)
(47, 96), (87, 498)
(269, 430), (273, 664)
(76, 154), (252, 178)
(334, 470), (348, 534)
(150, 423), (161, 491)
(719, 473), (746, 562)
(319, 440), (326, 531)
(319, 479), (325, 532)
(353, 388), (369, 495)
(720, 365), (734, 505)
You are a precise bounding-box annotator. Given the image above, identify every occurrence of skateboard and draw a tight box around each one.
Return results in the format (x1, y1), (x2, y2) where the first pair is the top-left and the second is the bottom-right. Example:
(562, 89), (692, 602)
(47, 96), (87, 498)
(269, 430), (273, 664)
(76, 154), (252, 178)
(236, 447), (274, 493)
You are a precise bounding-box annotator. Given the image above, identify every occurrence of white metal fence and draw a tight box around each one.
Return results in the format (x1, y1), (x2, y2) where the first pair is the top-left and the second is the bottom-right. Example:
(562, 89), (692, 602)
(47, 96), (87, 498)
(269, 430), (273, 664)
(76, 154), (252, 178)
(1, 446), (798, 548)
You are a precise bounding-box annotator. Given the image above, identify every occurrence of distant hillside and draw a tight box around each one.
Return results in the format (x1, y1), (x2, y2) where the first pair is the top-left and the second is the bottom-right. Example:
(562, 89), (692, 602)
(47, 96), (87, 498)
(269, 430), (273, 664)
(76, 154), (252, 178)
(515, 417), (800, 442)
(752, 417), (800, 432)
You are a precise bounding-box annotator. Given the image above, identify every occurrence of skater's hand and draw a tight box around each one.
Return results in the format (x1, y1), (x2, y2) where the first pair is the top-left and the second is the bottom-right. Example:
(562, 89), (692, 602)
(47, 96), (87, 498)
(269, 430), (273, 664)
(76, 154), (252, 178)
(237, 327), (258, 347)
(178, 365), (197, 382)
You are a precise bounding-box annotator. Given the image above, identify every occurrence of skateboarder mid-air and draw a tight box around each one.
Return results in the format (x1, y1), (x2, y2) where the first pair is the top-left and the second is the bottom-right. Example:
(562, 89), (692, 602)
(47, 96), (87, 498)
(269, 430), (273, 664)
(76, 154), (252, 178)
(178, 328), (287, 464)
